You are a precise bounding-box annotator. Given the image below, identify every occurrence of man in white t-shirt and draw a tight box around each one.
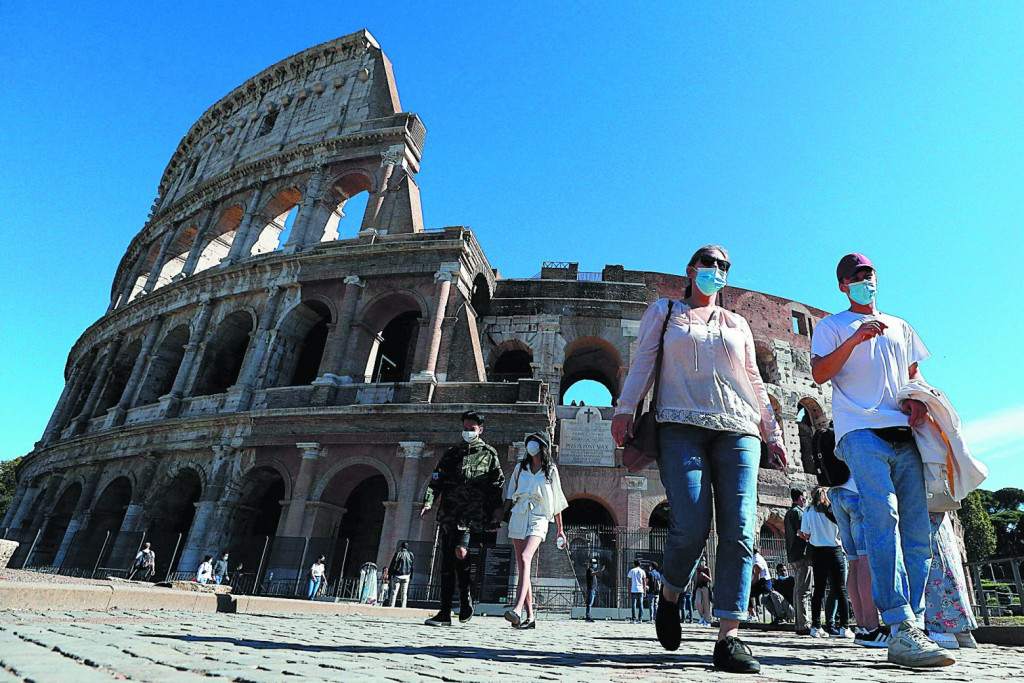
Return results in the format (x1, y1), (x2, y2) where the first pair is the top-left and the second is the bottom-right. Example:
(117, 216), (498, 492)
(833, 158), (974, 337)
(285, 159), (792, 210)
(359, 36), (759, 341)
(811, 253), (952, 669)
(626, 559), (647, 624)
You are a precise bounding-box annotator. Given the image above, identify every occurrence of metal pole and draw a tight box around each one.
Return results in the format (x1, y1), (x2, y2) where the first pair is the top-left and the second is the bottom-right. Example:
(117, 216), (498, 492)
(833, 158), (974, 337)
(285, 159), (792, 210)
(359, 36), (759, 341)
(91, 531), (111, 579)
(1010, 560), (1024, 618)
(337, 539), (349, 599)
(164, 533), (183, 582)
(971, 564), (990, 626)
(21, 529), (43, 569)
(253, 536), (270, 596)
(295, 536), (310, 598)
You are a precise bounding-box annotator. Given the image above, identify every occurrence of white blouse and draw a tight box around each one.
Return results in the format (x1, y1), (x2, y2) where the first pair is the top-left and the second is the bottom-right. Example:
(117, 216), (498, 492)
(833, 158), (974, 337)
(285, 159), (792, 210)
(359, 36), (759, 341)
(506, 462), (569, 522)
(615, 298), (782, 442)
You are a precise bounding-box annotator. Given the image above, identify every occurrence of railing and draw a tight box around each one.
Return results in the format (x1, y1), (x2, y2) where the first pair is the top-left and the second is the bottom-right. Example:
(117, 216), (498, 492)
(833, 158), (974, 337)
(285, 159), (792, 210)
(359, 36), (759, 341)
(966, 555), (1024, 625)
(576, 271), (602, 282)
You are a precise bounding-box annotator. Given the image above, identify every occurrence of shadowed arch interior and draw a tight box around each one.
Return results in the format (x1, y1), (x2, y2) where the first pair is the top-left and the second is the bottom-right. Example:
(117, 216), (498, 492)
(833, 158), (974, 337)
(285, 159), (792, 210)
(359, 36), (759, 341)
(193, 311), (254, 396)
(135, 324), (190, 406)
(32, 483), (82, 566)
(561, 337), (622, 404)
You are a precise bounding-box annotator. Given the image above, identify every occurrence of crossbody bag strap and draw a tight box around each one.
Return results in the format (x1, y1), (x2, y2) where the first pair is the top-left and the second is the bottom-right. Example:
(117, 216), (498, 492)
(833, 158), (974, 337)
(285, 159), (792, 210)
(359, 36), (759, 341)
(635, 300), (675, 421)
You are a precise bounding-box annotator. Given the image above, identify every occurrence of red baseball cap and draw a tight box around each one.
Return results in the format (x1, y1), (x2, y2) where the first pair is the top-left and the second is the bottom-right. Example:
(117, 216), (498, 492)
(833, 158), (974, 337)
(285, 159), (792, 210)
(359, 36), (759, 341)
(836, 253), (874, 282)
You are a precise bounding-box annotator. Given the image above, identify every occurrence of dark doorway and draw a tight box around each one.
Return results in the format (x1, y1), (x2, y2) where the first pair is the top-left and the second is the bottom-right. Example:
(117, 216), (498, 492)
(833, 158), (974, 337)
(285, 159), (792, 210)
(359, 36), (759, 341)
(370, 312), (420, 382)
(32, 483), (82, 566)
(649, 502), (670, 529)
(337, 475), (388, 576)
(492, 349), (532, 382)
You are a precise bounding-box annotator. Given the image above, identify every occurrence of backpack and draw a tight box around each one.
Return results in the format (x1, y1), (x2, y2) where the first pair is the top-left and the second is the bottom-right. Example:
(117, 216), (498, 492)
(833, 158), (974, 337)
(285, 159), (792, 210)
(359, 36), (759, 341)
(648, 570), (662, 596)
(811, 428), (850, 487)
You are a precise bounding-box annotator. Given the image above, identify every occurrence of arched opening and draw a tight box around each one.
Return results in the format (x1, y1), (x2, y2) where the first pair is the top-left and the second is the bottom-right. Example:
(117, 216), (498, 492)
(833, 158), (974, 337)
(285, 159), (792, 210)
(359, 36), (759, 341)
(32, 483), (82, 566)
(367, 311), (421, 383)
(649, 501), (670, 529)
(329, 473), (388, 577)
(797, 398), (828, 474)
(194, 205), (244, 274)
(266, 301), (332, 388)
(66, 477), (132, 570)
(563, 498), (616, 527)
(492, 346), (532, 383)
(135, 325), (190, 406)
(470, 273), (491, 316)
(146, 469), (203, 576)
(561, 337), (621, 405)
(755, 343), (780, 385)
(93, 339), (143, 417)
(561, 379), (613, 407)
(154, 223), (199, 288)
(758, 522), (786, 569)
(230, 467), (286, 540)
(126, 243), (162, 303)
(314, 172), (375, 241)
(563, 498), (617, 596)
(249, 188), (303, 255)
(192, 311), (254, 397)
(67, 350), (102, 424)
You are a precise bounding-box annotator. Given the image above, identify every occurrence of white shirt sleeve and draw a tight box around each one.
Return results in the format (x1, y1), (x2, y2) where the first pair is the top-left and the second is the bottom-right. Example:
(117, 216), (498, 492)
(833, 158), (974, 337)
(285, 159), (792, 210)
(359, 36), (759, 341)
(615, 299), (672, 415)
(739, 316), (783, 442)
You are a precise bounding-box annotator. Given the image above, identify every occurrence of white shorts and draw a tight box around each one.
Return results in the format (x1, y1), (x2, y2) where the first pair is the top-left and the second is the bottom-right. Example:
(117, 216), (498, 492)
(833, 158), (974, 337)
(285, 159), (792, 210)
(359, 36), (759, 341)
(508, 507), (549, 541)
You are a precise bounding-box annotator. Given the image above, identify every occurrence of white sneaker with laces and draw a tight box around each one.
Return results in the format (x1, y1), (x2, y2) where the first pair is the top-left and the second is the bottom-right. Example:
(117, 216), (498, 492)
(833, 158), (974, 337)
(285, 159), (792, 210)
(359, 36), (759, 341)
(954, 632), (978, 649)
(888, 624), (956, 668)
(928, 632), (959, 649)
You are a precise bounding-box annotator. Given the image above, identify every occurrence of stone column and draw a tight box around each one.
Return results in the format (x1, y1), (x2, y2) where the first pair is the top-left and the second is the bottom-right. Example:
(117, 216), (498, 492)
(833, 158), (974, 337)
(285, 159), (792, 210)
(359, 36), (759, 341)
(53, 471), (104, 566)
(181, 445), (237, 569)
(2, 483), (34, 529)
(225, 286), (285, 410)
(378, 500), (400, 568)
(280, 443), (323, 537)
(224, 184), (265, 264)
(163, 299), (216, 417)
(108, 316), (164, 426)
(310, 277), (364, 405)
(110, 249), (148, 311)
(178, 206), (218, 279)
(117, 454), (162, 535)
(141, 227), (178, 293)
(283, 169), (326, 250)
(40, 363), (84, 445)
(410, 264), (459, 401)
(70, 336), (123, 433)
(25, 473), (65, 536)
(622, 475), (647, 528)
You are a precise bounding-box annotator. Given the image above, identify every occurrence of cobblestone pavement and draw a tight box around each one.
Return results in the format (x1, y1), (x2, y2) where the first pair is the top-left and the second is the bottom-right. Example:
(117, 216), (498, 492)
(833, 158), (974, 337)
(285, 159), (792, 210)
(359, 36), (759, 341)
(0, 610), (1020, 682)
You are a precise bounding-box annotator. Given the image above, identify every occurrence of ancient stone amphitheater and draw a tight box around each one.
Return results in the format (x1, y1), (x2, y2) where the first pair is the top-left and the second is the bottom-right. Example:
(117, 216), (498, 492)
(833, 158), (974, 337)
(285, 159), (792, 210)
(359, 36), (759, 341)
(4, 31), (830, 597)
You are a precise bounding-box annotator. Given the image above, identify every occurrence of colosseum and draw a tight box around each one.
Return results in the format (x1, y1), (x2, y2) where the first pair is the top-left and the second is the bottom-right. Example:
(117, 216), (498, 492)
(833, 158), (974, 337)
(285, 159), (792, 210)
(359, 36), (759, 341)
(3, 30), (830, 605)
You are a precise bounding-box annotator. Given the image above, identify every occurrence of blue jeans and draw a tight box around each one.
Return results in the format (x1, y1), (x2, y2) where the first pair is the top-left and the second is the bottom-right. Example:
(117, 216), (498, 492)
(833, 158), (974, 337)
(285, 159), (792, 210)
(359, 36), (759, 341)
(835, 429), (931, 627)
(657, 423), (759, 622)
(680, 591), (694, 622)
(830, 487), (867, 558)
(630, 592), (644, 621)
(586, 589), (596, 619)
(307, 577), (323, 599)
(648, 593), (659, 620)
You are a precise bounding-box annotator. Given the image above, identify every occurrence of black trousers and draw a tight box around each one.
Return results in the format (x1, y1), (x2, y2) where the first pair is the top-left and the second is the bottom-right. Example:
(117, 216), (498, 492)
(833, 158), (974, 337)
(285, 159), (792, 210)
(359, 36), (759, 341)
(438, 528), (473, 615)
(811, 545), (849, 628)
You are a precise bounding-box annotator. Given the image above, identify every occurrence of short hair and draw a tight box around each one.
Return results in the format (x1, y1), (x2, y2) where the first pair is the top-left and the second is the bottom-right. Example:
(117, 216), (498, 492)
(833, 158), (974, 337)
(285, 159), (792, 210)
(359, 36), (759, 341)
(791, 488), (804, 503)
(204, 555), (213, 562)
(400, 542), (409, 549)
(651, 561), (659, 570)
(776, 564), (786, 573)
(460, 410), (484, 425)
(633, 558), (641, 567)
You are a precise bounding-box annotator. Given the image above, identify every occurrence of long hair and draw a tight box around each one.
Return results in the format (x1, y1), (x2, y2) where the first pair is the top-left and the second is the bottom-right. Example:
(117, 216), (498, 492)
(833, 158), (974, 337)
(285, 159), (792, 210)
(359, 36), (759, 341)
(684, 244), (730, 298)
(520, 439), (554, 481)
(810, 486), (831, 513)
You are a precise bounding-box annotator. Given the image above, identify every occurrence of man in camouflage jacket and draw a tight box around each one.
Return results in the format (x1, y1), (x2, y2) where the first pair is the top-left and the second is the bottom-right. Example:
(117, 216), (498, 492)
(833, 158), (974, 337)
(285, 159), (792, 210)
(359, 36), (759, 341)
(420, 410), (504, 626)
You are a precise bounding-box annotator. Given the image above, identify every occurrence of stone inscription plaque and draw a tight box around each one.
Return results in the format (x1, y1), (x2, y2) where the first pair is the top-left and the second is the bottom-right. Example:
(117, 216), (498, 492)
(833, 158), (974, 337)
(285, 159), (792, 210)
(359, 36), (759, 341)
(559, 406), (616, 467)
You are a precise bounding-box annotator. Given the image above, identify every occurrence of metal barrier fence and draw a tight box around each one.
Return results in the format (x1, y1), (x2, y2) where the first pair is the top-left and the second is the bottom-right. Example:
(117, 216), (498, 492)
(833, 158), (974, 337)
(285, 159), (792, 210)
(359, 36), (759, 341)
(965, 555), (1024, 625)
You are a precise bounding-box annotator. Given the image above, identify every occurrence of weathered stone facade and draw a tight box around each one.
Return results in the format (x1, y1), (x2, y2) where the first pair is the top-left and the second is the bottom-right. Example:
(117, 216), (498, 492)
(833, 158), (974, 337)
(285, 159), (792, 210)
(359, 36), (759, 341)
(5, 31), (830, 586)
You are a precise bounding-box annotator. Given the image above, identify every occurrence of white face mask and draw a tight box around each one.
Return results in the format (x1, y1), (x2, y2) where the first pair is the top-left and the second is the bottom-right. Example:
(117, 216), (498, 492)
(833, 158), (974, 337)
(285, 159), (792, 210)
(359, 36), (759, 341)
(462, 430), (479, 443)
(526, 441), (542, 456)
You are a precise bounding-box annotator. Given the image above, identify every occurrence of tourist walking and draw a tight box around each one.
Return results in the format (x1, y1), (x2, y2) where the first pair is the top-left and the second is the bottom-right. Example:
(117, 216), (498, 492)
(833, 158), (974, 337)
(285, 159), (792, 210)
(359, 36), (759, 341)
(213, 552), (229, 585)
(648, 562), (664, 622)
(196, 555), (213, 584)
(388, 542), (415, 608)
(585, 557), (605, 622)
(421, 410), (505, 627)
(502, 431), (567, 630)
(811, 253), (954, 668)
(308, 555), (326, 599)
(626, 559), (647, 624)
(128, 542), (156, 582)
(785, 488), (813, 634)
(693, 559), (713, 626)
(612, 245), (787, 673)
(830, 477), (886, 647)
(925, 511), (978, 649)
(799, 487), (850, 638)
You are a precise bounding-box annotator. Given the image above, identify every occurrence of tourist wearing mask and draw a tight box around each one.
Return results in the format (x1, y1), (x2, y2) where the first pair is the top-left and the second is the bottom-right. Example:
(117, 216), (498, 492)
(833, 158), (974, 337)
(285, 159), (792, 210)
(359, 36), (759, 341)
(799, 487), (850, 638)
(585, 557), (605, 623)
(612, 245), (787, 674)
(502, 431), (568, 630)
(308, 555), (326, 599)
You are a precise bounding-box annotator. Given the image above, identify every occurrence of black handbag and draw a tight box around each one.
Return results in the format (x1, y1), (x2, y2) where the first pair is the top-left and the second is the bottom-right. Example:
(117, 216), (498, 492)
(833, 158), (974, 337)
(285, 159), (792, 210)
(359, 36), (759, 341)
(811, 428), (850, 487)
(622, 302), (674, 473)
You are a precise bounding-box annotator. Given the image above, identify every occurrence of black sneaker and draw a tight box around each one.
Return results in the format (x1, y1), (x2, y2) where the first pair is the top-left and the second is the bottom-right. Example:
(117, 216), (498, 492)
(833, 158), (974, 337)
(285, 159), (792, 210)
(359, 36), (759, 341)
(425, 613), (452, 627)
(459, 601), (474, 623)
(521, 618), (536, 629)
(857, 627), (890, 648)
(713, 636), (761, 674)
(655, 596), (682, 651)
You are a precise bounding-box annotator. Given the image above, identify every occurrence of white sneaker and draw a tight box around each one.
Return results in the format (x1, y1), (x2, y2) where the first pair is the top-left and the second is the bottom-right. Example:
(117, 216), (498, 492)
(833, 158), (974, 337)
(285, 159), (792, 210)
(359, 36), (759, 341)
(888, 624), (956, 668)
(954, 632), (978, 649)
(928, 632), (959, 650)
(810, 627), (826, 638)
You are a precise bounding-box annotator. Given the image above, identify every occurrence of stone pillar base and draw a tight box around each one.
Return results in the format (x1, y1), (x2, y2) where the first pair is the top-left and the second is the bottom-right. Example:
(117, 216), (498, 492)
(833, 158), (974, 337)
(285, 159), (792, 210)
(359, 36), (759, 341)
(106, 406), (128, 428)
(0, 540), (19, 570)
(159, 394), (183, 419)
(221, 386), (254, 412)
(409, 372), (437, 403)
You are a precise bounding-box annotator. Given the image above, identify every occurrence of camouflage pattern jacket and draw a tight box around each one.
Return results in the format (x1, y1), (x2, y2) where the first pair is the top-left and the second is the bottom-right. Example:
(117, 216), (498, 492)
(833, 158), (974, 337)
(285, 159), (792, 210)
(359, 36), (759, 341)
(423, 439), (505, 533)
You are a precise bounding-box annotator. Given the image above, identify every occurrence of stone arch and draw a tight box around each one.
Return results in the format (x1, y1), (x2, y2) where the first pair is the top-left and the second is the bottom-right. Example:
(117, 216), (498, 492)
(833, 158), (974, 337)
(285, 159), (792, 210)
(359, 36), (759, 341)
(154, 221), (200, 288)
(318, 462), (393, 576)
(490, 339), (533, 382)
(355, 291), (427, 383)
(92, 337), (144, 417)
(649, 500), (670, 528)
(226, 464), (290, 541)
(754, 341), (781, 385)
(561, 336), (622, 404)
(563, 495), (618, 527)
(312, 456), (397, 502)
(126, 242), (163, 303)
(66, 349), (106, 422)
(194, 204), (244, 274)
(32, 482), (82, 566)
(470, 272), (491, 316)
(249, 186), (303, 255)
(192, 308), (256, 396)
(145, 466), (204, 569)
(313, 169), (376, 241)
(265, 299), (334, 388)
(135, 324), (191, 406)
(796, 397), (829, 474)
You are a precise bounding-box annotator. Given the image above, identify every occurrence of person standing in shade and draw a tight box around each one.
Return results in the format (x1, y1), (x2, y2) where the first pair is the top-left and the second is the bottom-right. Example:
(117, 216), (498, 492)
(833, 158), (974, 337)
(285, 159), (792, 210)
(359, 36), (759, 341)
(421, 410), (505, 627)
(585, 557), (604, 622)
(612, 245), (787, 673)
(693, 559), (713, 626)
(648, 562), (664, 623)
(679, 579), (694, 624)
(213, 552), (229, 585)
(800, 487), (850, 638)
(785, 489), (813, 635)
(307, 555), (326, 599)
(128, 542), (156, 582)
(388, 542), (415, 609)
(196, 555), (213, 585)
(627, 559), (647, 624)
(812, 253), (953, 668)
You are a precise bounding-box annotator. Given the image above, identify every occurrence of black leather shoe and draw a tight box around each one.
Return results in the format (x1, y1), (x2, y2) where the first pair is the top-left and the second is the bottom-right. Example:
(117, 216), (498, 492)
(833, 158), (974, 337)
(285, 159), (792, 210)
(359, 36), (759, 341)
(713, 636), (760, 674)
(459, 600), (474, 623)
(520, 618), (536, 629)
(655, 596), (682, 651)
(424, 613), (452, 627)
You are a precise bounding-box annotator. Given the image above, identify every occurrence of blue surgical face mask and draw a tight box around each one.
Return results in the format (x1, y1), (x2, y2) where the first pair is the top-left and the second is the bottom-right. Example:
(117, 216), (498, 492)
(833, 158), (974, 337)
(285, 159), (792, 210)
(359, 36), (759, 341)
(847, 279), (876, 305)
(694, 267), (728, 295)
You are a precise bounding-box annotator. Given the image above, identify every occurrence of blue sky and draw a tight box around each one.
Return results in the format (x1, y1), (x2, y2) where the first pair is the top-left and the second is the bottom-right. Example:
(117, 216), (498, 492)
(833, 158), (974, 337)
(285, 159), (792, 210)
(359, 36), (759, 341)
(1, 2), (1021, 489)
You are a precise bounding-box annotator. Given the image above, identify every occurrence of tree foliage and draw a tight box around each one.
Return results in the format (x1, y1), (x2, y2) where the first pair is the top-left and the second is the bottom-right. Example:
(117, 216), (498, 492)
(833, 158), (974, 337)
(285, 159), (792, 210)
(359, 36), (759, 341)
(992, 487), (1024, 513)
(959, 490), (997, 562)
(990, 510), (1024, 559)
(0, 457), (23, 523)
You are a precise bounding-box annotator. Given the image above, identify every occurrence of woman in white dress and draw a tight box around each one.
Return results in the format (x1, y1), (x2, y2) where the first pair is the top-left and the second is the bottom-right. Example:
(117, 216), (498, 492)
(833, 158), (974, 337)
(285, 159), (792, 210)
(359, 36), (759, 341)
(502, 431), (568, 629)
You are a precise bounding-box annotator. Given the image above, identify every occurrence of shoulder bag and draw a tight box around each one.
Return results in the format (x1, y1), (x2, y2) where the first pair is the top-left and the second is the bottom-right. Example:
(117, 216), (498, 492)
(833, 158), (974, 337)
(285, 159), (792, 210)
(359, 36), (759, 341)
(622, 301), (674, 473)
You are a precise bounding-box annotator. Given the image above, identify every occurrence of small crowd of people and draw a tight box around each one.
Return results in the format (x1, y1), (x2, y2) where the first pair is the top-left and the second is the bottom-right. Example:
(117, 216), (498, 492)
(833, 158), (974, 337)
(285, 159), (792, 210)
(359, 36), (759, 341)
(415, 247), (986, 676)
